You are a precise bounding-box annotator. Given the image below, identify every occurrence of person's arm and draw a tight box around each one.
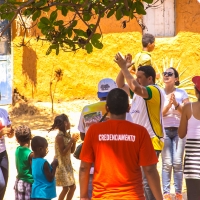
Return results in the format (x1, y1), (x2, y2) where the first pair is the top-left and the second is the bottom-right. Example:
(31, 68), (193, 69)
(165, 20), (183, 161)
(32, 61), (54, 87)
(0, 125), (14, 138)
(142, 165), (163, 200)
(171, 92), (189, 114)
(79, 161), (92, 200)
(116, 70), (131, 96)
(178, 104), (189, 139)
(80, 132), (85, 141)
(56, 134), (78, 156)
(71, 136), (77, 153)
(28, 152), (34, 165)
(115, 52), (149, 98)
(6, 125), (14, 138)
(43, 159), (58, 182)
(162, 102), (172, 116)
(0, 128), (7, 137)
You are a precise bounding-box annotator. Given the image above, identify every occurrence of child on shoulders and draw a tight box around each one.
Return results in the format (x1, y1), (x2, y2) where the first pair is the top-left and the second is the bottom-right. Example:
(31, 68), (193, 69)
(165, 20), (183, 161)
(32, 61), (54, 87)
(132, 33), (155, 72)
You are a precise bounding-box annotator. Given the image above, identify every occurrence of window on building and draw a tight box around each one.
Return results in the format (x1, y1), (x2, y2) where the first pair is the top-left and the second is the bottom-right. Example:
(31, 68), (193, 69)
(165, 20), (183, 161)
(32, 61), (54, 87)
(143, 0), (175, 37)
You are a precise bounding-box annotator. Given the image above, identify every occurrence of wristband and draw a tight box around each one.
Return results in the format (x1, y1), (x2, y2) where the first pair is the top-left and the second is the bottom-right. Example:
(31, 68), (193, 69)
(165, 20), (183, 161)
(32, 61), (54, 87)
(175, 103), (179, 110)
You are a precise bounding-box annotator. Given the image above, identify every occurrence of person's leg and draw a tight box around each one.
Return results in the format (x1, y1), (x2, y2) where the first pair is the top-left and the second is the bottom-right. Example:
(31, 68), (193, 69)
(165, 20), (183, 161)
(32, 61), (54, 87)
(186, 179), (200, 200)
(0, 151), (8, 200)
(142, 150), (160, 200)
(66, 184), (76, 200)
(24, 181), (32, 200)
(58, 187), (69, 200)
(162, 133), (173, 195)
(172, 134), (186, 195)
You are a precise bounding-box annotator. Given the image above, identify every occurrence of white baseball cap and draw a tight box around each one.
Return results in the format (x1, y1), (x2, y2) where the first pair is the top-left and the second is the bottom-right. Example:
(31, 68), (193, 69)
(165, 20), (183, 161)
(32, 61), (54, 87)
(97, 78), (117, 98)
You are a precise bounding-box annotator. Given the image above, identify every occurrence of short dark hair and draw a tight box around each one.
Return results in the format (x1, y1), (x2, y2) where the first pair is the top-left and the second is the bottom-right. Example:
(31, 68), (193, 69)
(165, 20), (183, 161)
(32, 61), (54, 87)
(31, 136), (47, 152)
(15, 125), (31, 143)
(138, 65), (156, 83)
(142, 33), (155, 47)
(106, 88), (129, 115)
(169, 67), (180, 86)
(49, 114), (69, 133)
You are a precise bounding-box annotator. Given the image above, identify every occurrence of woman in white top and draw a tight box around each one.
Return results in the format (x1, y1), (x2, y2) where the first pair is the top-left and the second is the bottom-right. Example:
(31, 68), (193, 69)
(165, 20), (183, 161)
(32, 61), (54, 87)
(178, 76), (200, 200)
(162, 67), (189, 200)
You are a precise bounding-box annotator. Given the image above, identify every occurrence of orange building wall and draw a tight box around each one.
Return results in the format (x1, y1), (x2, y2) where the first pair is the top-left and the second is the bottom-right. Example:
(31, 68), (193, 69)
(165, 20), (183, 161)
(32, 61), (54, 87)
(11, 0), (200, 102)
(176, 0), (200, 33)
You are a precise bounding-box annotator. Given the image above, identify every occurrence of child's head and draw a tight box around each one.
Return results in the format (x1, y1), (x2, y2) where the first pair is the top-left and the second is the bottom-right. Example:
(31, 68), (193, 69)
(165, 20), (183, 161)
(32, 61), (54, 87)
(49, 114), (70, 133)
(31, 136), (48, 158)
(15, 125), (32, 145)
(142, 33), (155, 52)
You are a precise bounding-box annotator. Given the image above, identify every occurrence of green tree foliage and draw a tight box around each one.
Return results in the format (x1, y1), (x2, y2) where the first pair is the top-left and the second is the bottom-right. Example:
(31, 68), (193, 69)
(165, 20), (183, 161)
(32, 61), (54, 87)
(0, 0), (153, 54)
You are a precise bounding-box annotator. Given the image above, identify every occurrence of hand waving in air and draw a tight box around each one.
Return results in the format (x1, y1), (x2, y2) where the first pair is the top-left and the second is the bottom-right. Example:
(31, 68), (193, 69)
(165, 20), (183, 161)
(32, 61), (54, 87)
(114, 52), (134, 69)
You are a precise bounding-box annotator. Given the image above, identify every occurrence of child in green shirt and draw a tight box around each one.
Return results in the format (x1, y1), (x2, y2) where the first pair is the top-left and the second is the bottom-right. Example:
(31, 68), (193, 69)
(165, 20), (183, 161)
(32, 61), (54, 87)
(14, 125), (33, 200)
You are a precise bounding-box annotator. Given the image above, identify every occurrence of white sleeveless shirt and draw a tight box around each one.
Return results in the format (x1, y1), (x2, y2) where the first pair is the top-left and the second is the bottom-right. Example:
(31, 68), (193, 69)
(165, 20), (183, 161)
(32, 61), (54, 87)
(187, 103), (200, 139)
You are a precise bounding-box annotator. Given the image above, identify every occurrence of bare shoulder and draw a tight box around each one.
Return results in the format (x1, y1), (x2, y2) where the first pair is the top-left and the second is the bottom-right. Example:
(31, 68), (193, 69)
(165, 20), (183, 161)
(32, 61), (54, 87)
(182, 102), (191, 112)
(55, 134), (64, 143)
(182, 102), (192, 119)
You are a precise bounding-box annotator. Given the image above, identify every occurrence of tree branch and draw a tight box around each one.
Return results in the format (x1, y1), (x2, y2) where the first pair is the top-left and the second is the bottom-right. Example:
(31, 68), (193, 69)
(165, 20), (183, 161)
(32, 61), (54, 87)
(0, 0), (35, 37)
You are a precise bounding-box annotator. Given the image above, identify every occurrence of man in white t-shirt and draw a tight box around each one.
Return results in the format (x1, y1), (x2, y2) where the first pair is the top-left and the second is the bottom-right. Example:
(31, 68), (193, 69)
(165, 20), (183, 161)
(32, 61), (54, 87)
(115, 53), (165, 200)
(0, 108), (14, 200)
(78, 78), (133, 198)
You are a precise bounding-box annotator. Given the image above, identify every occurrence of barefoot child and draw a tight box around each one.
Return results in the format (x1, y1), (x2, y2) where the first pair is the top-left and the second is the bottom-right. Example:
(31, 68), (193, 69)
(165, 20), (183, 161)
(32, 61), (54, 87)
(14, 125), (33, 200)
(49, 114), (79, 200)
(31, 136), (58, 200)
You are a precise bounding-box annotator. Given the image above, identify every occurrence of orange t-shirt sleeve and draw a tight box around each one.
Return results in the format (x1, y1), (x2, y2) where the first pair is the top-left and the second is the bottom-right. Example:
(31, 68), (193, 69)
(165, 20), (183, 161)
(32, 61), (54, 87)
(139, 128), (158, 166)
(79, 126), (95, 163)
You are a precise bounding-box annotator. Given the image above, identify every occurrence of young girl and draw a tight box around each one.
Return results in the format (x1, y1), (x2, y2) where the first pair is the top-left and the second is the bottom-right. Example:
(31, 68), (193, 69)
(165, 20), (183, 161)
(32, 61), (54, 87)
(31, 136), (58, 200)
(14, 125), (33, 200)
(49, 114), (79, 200)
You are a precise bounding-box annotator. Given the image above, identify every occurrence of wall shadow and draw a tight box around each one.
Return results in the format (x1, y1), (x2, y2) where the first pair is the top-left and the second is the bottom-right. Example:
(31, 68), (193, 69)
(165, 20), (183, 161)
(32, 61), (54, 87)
(22, 46), (37, 98)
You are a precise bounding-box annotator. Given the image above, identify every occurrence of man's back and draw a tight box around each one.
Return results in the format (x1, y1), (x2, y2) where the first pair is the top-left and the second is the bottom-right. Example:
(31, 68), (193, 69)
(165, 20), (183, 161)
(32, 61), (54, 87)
(78, 101), (107, 133)
(80, 120), (158, 199)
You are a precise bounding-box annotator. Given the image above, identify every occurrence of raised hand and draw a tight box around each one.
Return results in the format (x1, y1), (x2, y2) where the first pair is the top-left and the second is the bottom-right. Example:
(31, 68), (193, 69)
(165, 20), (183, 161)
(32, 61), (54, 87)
(114, 52), (133, 69)
(125, 53), (134, 69)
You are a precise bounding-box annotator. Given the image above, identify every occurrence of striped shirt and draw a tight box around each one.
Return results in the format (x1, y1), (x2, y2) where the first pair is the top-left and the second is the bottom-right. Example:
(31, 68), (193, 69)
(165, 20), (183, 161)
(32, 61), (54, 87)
(184, 103), (200, 179)
(184, 139), (200, 179)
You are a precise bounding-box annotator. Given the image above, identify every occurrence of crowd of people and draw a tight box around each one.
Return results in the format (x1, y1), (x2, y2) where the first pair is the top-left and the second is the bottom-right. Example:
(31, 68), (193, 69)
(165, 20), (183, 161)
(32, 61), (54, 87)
(0, 33), (199, 200)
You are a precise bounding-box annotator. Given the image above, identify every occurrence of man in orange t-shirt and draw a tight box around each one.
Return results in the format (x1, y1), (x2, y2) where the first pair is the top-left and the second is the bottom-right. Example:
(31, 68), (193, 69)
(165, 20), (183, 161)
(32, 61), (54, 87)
(79, 88), (162, 200)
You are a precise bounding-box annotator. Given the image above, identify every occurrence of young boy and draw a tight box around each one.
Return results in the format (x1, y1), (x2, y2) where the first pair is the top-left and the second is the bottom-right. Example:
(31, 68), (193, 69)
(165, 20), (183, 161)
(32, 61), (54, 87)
(132, 33), (155, 72)
(14, 125), (33, 200)
(31, 136), (58, 200)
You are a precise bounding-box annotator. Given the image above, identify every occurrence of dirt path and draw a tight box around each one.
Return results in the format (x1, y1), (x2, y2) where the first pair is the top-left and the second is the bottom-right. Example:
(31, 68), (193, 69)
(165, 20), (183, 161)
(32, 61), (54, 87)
(3, 101), (187, 200)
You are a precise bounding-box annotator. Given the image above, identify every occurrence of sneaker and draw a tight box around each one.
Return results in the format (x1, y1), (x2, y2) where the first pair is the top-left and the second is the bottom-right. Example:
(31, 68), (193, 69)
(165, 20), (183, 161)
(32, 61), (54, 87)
(175, 193), (183, 200)
(163, 194), (172, 200)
